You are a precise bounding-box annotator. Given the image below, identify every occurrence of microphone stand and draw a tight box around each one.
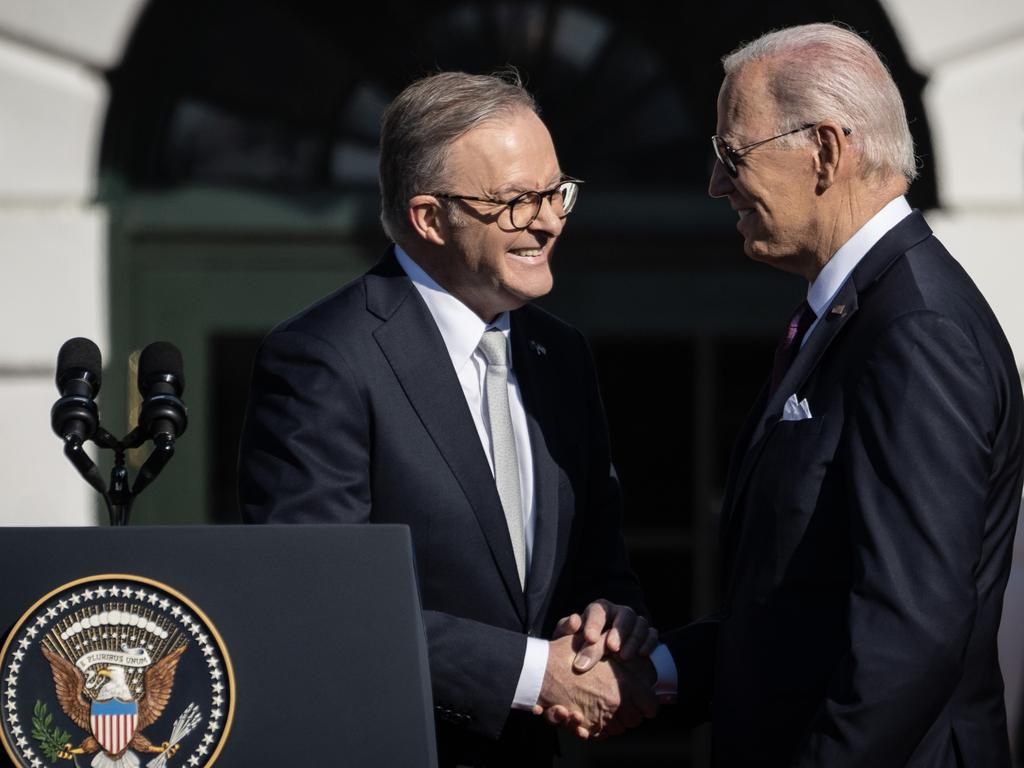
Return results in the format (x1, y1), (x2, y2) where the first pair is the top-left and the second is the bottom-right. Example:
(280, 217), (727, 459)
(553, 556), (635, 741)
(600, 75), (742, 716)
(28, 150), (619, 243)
(66, 426), (177, 527)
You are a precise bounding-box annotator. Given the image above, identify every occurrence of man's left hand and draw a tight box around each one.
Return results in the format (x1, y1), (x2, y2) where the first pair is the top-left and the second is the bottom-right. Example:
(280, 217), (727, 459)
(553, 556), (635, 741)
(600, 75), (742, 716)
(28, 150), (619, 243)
(553, 599), (658, 672)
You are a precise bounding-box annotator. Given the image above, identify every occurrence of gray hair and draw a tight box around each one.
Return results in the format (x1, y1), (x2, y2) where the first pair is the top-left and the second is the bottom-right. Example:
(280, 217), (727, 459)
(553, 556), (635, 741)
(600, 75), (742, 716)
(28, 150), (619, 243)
(722, 23), (918, 185)
(378, 69), (540, 243)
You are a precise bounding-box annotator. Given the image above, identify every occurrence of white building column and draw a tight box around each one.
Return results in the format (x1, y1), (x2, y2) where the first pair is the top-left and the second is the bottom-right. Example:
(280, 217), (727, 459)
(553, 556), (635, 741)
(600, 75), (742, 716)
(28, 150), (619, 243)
(0, 0), (144, 525)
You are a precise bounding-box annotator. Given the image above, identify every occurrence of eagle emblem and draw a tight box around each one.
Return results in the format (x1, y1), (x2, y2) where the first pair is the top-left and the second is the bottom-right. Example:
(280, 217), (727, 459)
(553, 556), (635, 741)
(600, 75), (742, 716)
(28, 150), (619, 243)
(42, 643), (185, 766)
(0, 576), (233, 768)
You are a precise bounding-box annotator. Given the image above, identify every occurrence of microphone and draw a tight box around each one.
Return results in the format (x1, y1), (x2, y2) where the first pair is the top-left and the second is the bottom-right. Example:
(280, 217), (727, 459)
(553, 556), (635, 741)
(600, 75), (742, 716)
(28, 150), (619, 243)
(51, 337), (102, 444)
(137, 341), (188, 442)
(50, 337), (190, 524)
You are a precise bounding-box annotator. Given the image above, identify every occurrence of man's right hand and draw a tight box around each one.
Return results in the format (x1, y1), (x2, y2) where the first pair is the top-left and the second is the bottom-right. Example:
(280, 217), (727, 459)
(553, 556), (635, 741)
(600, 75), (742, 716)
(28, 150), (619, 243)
(533, 634), (658, 739)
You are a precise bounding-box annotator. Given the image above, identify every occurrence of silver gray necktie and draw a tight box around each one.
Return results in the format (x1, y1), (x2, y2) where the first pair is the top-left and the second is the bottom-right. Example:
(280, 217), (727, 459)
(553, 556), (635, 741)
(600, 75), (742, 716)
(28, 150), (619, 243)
(478, 328), (526, 587)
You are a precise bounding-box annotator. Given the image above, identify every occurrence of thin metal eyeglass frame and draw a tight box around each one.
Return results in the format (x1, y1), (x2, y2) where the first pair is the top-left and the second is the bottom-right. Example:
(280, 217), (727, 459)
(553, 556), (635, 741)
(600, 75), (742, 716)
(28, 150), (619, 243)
(711, 123), (852, 177)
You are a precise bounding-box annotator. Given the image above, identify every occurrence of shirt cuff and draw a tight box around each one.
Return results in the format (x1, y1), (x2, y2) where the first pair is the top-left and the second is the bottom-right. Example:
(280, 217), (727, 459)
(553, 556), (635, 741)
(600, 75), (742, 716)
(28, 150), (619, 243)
(511, 637), (549, 710)
(650, 643), (678, 702)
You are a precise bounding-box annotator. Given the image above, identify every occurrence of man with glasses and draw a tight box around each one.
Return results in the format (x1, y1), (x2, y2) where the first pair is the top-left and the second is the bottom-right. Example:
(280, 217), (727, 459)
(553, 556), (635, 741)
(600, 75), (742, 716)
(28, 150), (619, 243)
(238, 70), (660, 766)
(647, 22), (1023, 768)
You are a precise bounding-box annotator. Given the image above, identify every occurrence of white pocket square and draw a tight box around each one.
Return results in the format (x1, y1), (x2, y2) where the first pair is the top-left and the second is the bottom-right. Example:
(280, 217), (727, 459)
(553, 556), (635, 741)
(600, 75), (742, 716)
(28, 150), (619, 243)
(781, 393), (813, 421)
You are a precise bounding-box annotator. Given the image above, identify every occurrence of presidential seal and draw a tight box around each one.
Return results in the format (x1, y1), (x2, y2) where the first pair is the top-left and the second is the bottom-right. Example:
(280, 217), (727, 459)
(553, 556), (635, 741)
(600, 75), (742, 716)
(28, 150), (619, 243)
(0, 575), (234, 768)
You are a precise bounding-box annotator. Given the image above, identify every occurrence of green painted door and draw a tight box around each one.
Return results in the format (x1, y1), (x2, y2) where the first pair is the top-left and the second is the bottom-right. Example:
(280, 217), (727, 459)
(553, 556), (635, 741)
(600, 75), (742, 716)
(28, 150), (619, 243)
(105, 188), (386, 525)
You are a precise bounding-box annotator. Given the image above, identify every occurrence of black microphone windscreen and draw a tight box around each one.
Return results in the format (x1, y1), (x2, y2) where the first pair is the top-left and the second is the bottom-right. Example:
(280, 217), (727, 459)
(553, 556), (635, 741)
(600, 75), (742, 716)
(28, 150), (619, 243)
(138, 341), (185, 395)
(56, 337), (102, 392)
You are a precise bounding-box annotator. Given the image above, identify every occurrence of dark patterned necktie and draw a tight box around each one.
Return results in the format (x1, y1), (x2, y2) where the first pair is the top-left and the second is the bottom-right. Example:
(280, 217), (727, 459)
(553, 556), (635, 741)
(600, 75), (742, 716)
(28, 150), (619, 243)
(769, 300), (816, 396)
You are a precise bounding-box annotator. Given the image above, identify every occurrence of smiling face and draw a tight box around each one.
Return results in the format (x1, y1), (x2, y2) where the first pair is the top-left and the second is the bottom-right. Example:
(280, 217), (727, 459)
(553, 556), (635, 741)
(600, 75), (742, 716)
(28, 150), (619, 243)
(708, 62), (823, 278)
(429, 108), (565, 321)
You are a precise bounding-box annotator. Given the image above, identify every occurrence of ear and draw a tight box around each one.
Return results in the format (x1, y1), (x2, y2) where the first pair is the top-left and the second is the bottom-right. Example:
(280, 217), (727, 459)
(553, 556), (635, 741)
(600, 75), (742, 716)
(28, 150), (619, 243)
(408, 195), (448, 246)
(812, 121), (847, 193)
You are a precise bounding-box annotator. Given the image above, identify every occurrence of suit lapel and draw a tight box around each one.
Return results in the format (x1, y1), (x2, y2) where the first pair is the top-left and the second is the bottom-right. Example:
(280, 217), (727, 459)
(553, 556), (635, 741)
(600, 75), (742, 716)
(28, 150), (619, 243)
(720, 282), (860, 567)
(367, 253), (527, 622)
(510, 310), (562, 628)
(753, 283), (860, 447)
(720, 211), (933, 572)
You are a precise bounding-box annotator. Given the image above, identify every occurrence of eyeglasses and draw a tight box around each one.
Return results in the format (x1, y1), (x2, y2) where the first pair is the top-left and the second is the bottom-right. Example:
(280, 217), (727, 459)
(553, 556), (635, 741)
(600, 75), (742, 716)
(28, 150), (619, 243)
(711, 123), (851, 177)
(430, 178), (582, 231)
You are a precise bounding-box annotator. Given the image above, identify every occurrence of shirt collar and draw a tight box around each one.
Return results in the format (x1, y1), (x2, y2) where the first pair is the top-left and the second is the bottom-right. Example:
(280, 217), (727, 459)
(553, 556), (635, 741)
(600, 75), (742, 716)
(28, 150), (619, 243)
(394, 245), (511, 373)
(807, 195), (913, 317)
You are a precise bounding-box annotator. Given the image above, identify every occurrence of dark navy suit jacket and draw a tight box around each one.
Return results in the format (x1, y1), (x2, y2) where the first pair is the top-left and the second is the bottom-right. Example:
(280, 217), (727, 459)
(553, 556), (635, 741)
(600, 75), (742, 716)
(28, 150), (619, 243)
(667, 211), (1024, 767)
(238, 250), (646, 765)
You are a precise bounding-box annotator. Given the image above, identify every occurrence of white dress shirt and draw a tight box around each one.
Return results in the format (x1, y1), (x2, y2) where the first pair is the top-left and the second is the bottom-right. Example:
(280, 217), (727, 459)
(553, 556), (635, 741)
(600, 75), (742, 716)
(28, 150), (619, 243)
(394, 246), (548, 710)
(803, 195), (913, 346)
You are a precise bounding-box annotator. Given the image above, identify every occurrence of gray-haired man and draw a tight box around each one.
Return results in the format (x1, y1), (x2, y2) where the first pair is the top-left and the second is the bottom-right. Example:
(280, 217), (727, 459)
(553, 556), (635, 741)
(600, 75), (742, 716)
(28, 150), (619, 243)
(239, 71), (661, 766)
(653, 22), (1022, 768)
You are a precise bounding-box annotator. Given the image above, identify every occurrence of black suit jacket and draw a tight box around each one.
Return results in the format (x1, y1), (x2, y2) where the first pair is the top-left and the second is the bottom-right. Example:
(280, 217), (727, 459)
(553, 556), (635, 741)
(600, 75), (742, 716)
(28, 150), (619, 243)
(238, 251), (646, 765)
(667, 212), (1024, 767)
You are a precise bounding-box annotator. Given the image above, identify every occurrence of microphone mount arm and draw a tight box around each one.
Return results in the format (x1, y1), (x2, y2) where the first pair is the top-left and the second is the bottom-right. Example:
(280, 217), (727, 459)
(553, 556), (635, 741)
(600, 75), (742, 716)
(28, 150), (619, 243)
(65, 425), (176, 526)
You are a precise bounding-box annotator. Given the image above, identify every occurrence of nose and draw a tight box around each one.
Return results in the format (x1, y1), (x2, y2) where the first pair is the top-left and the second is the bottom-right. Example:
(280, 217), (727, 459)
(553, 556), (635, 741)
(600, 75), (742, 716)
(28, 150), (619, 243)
(528, 195), (565, 236)
(708, 159), (735, 198)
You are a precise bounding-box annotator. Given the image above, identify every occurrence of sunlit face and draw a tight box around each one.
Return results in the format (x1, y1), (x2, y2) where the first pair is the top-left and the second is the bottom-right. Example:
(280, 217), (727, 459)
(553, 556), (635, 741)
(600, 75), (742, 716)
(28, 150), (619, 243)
(433, 108), (565, 321)
(708, 63), (821, 277)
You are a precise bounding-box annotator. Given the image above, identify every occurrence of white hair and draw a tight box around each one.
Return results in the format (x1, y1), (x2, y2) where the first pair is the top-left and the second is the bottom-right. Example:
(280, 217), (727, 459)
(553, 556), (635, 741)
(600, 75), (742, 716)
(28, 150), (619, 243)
(723, 22), (918, 185)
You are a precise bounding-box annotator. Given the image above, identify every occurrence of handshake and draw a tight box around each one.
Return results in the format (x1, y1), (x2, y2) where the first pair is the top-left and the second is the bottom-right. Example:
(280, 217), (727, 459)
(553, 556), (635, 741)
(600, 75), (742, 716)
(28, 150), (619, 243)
(533, 600), (661, 740)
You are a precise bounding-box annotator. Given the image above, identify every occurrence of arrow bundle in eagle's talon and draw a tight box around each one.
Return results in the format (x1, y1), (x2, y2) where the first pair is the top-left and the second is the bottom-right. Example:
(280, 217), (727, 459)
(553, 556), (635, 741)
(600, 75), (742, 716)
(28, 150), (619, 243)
(147, 703), (202, 768)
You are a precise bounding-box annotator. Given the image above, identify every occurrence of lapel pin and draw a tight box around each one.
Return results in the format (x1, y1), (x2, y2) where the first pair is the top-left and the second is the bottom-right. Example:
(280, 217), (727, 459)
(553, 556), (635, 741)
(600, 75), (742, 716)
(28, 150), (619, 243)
(829, 303), (846, 317)
(528, 340), (547, 356)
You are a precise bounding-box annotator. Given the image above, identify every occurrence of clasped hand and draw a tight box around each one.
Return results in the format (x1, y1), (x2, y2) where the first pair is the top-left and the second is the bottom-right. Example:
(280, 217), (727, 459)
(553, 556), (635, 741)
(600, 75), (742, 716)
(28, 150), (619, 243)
(534, 600), (659, 739)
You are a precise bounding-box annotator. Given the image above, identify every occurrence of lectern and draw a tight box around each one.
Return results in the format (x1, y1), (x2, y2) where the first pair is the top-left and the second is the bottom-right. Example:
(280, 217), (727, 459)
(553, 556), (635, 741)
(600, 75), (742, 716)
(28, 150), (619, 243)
(0, 524), (437, 768)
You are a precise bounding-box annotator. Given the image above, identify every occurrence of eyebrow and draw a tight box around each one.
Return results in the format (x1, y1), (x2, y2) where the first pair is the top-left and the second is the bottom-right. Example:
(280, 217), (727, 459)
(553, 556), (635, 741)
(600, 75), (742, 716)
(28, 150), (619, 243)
(491, 174), (565, 197)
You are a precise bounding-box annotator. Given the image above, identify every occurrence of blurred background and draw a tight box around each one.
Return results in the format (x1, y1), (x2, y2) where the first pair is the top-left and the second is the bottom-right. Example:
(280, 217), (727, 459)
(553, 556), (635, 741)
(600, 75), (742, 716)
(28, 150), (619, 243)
(2, 0), (1023, 764)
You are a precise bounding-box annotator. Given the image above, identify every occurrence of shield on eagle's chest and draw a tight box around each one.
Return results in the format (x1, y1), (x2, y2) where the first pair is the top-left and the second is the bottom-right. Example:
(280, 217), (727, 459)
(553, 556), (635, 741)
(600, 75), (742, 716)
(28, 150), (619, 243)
(90, 698), (139, 755)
